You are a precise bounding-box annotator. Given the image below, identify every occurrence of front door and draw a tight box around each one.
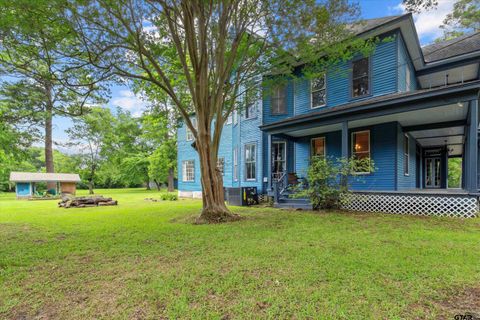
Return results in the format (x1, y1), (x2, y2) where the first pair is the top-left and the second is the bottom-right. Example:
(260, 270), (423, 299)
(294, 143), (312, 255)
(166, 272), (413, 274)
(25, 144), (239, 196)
(272, 141), (286, 181)
(425, 157), (441, 188)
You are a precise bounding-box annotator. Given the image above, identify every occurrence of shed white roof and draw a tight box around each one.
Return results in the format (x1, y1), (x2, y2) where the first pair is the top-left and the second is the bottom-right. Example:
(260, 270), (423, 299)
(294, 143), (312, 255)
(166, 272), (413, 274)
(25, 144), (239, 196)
(9, 172), (81, 183)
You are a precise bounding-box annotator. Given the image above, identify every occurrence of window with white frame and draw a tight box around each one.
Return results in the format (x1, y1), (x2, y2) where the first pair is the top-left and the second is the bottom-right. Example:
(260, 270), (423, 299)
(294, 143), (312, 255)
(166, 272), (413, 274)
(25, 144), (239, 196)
(405, 66), (411, 92)
(245, 143), (256, 181)
(233, 109), (238, 125)
(311, 76), (326, 108)
(186, 118), (197, 141)
(271, 84), (286, 114)
(352, 130), (371, 173)
(233, 147), (238, 181)
(311, 137), (326, 157)
(352, 57), (370, 98)
(217, 157), (225, 175)
(182, 160), (195, 182)
(404, 135), (409, 176)
(245, 99), (256, 119)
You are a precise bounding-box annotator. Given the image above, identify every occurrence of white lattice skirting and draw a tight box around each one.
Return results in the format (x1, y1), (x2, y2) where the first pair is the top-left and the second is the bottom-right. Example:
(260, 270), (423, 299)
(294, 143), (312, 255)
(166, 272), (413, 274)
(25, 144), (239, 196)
(341, 192), (479, 218)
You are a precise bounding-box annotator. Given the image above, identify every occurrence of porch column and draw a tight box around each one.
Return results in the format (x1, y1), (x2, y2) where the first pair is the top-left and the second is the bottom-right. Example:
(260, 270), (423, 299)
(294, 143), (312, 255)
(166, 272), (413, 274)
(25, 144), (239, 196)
(267, 133), (272, 190)
(341, 121), (349, 158)
(467, 99), (478, 192)
(341, 121), (349, 188)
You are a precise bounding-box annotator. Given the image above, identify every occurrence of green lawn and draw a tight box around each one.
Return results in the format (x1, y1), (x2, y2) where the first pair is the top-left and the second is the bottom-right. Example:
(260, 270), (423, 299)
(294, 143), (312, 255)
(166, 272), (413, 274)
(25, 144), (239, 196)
(0, 189), (479, 319)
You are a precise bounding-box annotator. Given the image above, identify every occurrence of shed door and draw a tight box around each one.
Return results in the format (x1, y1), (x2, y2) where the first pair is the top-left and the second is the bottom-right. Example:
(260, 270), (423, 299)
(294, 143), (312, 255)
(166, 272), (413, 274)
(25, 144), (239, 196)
(16, 183), (31, 196)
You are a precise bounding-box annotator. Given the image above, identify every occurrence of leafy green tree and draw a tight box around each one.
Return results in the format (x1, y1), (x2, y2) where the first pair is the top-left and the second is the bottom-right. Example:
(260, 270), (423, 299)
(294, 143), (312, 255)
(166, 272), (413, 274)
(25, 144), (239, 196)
(67, 0), (375, 222)
(140, 98), (178, 192)
(404, 0), (479, 40)
(448, 157), (463, 188)
(0, 0), (107, 182)
(66, 107), (115, 194)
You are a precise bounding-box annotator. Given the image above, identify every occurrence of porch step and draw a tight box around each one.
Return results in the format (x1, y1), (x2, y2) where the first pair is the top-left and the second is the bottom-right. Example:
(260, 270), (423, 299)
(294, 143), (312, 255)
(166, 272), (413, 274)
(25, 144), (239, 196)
(274, 198), (313, 210)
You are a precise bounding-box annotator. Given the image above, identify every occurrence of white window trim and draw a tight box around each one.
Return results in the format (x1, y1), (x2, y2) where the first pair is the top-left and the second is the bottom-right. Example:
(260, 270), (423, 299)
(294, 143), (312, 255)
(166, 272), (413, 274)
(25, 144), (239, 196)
(351, 57), (370, 98)
(182, 160), (195, 182)
(405, 66), (411, 92)
(186, 118), (197, 141)
(351, 130), (371, 175)
(244, 143), (257, 181)
(272, 141), (287, 177)
(310, 137), (326, 157)
(404, 134), (410, 176)
(233, 147), (238, 181)
(271, 84), (287, 115)
(310, 75), (327, 109)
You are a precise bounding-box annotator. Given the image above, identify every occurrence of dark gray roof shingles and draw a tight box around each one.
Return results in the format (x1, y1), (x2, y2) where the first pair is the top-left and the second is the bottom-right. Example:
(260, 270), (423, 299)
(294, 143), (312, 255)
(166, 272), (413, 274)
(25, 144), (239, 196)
(422, 32), (480, 63)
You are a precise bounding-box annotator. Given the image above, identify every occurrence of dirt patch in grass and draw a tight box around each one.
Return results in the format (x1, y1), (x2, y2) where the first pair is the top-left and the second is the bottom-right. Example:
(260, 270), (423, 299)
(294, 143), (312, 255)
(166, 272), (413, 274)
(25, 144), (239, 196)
(435, 286), (480, 319)
(405, 285), (480, 319)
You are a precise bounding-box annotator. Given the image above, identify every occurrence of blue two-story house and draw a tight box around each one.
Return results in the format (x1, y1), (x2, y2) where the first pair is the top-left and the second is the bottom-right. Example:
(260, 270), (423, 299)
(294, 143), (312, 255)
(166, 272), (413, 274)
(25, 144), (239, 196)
(178, 13), (480, 217)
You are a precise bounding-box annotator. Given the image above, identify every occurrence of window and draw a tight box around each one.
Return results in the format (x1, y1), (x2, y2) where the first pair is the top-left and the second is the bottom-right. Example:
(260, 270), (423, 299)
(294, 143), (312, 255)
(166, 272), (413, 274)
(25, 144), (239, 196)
(226, 114), (232, 124)
(405, 66), (411, 92)
(186, 118), (197, 141)
(311, 137), (326, 157)
(404, 135), (409, 176)
(272, 142), (286, 180)
(311, 76), (326, 108)
(182, 160), (195, 182)
(352, 57), (370, 98)
(217, 157), (225, 175)
(271, 84), (286, 114)
(352, 130), (371, 173)
(233, 109), (238, 125)
(245, 101), (256, 119)
(233, 147), (238, 181)
(245, 143), (256, 181)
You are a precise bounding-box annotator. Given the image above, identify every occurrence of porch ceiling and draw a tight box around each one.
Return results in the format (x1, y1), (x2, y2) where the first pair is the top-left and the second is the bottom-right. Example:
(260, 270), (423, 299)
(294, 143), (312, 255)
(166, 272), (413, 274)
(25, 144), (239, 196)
(287, 102), (468, 137)
(417, 63), (479, 89)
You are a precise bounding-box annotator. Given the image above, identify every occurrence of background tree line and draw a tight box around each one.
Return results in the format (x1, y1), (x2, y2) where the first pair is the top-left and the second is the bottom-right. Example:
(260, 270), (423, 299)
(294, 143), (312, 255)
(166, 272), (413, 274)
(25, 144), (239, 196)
(0, 104), (177, 193)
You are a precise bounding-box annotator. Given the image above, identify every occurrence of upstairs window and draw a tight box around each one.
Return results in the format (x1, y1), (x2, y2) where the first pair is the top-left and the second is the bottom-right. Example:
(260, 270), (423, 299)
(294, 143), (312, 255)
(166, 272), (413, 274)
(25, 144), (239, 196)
(404, 135), (409, 176)
(352, 130), (371, 173)
(311, 76), (326, 108)
(233, 109), (238, 125)
(352, 57), (370, 98)
(271, 84), (286, 114)
(217, 157), (225, 175)
(311, 137), (326, 157)
(405, 66), (411, 92)
(182, 160), (195, 182)
(233, 147), (238, 181)
(245, 143), (256, 181)
(186, 118), (197, 141)
(245, 99), (256, 119)
(245, 89), (257, 119)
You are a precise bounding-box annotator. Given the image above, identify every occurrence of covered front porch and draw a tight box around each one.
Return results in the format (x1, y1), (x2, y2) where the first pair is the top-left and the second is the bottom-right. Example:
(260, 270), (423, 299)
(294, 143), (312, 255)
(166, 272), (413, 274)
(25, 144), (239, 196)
(261, 82), (480, 216)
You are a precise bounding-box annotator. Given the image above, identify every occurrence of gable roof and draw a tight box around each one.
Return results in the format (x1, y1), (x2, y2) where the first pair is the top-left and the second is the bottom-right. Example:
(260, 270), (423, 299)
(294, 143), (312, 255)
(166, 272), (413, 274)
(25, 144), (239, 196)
(9, 172), (81, 183)
(422, 32), (480, 63)
(350, 15), (405, 36)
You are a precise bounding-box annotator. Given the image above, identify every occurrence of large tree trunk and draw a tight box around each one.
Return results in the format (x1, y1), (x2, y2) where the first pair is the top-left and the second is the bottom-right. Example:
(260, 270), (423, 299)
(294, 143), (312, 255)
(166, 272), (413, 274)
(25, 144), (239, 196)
(195, 131), (239, 223)
(167, 167), (174, 192)
(45, 97), (56, 191)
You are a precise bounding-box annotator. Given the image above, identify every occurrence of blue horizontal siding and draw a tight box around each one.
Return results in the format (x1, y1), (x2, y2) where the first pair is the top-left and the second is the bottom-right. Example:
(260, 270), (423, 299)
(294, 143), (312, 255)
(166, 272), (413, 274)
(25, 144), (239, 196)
(292, 124), (397, 191)
(397, 125), (418, 190)
(286, 34), (399, 117)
